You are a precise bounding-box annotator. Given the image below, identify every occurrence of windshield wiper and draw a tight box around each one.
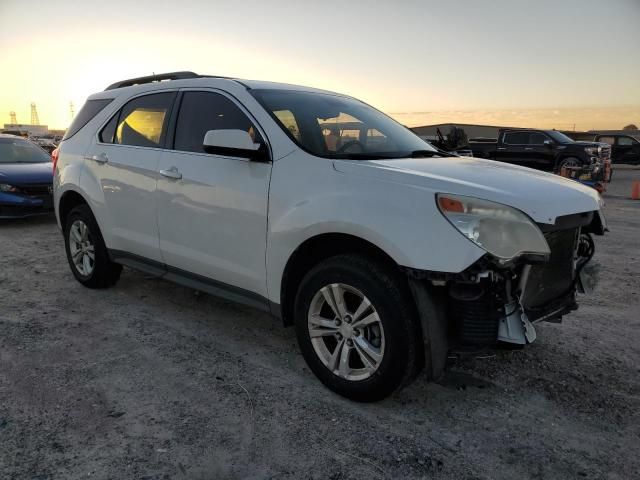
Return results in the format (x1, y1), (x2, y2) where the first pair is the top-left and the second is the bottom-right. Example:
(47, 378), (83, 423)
(333, 153), (402, 160)
(409, 150), (455, 158)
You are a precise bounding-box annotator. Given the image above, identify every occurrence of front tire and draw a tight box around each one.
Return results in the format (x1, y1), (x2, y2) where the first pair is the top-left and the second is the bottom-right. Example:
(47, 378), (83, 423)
(64, 204), (121, 288)
(556, 157), (581, 173)
(294, 254), (423, 402)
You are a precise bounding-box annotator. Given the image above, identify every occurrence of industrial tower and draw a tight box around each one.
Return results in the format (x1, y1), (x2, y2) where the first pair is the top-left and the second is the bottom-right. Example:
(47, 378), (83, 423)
(9, 111), (17, 124)
(70, 101), (75, 120)
(30, 102), (40, 125)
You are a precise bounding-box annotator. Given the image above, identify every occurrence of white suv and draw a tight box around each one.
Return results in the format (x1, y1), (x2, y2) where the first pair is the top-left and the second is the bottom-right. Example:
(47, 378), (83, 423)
(54, 72), (605, 401)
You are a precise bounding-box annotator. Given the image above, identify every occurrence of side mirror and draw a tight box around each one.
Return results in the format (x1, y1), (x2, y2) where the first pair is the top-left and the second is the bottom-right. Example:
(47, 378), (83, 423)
(202, 129), (269, 162)
(543, 139), (554, 148)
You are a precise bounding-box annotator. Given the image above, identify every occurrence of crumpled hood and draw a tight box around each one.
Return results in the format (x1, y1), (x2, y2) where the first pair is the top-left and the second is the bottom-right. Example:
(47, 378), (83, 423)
(333, 156), (602, 225)
(0, 162), (53, 185)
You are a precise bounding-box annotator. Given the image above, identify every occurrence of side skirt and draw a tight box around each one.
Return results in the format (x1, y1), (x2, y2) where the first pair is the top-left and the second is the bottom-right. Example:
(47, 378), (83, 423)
(108, 249), (277, 316)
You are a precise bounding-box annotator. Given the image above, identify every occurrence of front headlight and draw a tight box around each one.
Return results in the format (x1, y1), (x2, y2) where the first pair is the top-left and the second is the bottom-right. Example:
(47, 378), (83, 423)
(436, 194), (550, 261)
(584, 146), (600, 156)
(0, 184), (20, 193)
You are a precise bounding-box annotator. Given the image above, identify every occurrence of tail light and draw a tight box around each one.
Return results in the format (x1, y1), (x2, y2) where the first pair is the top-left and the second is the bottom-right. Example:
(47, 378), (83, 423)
(51, 147), (59, 174)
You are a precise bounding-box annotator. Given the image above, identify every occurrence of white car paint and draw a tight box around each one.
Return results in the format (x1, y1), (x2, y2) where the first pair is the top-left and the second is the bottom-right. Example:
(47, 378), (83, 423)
(54, 76), (602, 309)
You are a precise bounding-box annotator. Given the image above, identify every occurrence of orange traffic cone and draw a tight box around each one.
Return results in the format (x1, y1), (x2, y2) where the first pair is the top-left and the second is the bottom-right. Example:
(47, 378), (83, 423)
(632, 180), (640, 200)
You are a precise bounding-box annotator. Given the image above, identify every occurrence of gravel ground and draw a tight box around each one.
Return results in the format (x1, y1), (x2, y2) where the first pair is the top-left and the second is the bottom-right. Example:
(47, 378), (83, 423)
(1, 169), (639, 480)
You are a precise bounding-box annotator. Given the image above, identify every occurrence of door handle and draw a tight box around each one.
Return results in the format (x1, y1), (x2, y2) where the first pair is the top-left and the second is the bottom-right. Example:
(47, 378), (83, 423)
(497, 147), (506, 151)
(159, 167), (182, 180)
(85, 153), (108, 163)
(524, 147), (533, 151)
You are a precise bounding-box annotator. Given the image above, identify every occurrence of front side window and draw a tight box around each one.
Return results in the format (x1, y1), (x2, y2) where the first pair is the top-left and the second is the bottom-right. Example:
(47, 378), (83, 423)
(618, 136), (637, 146)
(528, 132), (549, 145)
(111, 92), (176, 148)
(0, 138), (51, 163)
(251, 89), (435, 159)
(174, 91), (262, 154)
(598, 136), (615, 145)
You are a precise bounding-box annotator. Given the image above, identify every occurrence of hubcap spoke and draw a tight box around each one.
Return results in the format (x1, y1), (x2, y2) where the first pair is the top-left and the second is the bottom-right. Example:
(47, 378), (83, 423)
(309, 315), (340, 338)
(352, 311), (379, 329)
(330, 284), (348, 318)
(82, 254), (91, 274)
(354, 336), (383, 365)
(352, 297), (371, 322)
(338, 343), (352, 378)
(320, 286), (341, 319)
(327, 338), (345, 372)
(71, 225), (82, 243)
(80, 222), (88, 241)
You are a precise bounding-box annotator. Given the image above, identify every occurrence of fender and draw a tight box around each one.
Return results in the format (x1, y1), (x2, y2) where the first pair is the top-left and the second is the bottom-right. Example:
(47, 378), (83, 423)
(265, 153), (485, 303)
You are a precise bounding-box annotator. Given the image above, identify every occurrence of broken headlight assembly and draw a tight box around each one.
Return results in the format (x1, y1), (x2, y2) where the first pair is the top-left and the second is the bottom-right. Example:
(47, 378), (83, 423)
(436, 193), (550, 263)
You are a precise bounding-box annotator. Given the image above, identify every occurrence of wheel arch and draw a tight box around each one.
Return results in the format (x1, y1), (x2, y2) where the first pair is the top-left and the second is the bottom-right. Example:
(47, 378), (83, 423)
(58, 189), (89, 229)
(279, 232), (401, 326)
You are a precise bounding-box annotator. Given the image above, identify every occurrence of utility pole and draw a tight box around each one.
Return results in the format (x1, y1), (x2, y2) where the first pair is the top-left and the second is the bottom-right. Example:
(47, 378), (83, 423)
(70, 101), (75, 120)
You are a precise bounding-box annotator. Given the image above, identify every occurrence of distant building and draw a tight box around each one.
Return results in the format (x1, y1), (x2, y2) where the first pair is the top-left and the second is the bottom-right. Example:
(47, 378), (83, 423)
(2, 123), (49, 136)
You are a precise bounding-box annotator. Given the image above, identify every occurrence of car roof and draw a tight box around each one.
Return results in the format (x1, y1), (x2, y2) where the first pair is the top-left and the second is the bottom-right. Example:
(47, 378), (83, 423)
(89, 73), (346, 100)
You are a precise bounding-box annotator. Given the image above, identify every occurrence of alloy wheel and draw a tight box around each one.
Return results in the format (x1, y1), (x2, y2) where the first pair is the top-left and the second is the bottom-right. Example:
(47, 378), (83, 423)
(69, 219), (95, 276)
(307, 283), (385, 381)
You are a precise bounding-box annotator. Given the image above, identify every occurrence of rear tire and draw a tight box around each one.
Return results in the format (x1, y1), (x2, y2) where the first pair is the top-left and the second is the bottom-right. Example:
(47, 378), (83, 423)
(294, 254), (423, 402)
(64, 204), (121, 288)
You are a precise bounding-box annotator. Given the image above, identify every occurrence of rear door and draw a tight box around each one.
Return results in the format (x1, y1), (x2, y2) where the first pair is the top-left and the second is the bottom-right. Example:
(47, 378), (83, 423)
(495, 131), (530, 166)
(156, 89), (272, 297)
(83, 91), (176, 262)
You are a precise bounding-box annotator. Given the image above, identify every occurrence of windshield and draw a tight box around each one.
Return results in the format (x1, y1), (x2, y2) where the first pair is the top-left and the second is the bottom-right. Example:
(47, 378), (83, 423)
(546, 130), (574, 144)
(251, 89), (437, 159)
(0, 138), (51, 163)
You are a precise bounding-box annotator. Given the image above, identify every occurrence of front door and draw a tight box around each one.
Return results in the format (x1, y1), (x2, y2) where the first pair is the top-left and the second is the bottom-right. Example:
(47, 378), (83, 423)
(156, 90), (272, 297)
(83, 91), (176, 262)
(527, 131), (556, 171)
(497, 131), (530, 167)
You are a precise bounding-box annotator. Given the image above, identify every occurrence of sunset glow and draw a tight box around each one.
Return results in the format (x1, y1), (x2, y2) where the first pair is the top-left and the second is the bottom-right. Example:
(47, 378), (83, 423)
(1, 0), (638, 131)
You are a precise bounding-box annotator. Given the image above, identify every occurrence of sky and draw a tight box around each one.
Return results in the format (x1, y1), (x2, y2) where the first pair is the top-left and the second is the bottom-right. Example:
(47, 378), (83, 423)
(0, 0), (639, 131)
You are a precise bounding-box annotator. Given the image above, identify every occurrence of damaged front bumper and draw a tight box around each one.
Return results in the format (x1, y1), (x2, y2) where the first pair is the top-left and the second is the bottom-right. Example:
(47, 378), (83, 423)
(407, 210), (604, 377)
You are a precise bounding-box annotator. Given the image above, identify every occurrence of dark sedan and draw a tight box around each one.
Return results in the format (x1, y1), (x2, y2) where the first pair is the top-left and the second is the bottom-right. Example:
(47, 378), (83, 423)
(0, 134), (54, 219)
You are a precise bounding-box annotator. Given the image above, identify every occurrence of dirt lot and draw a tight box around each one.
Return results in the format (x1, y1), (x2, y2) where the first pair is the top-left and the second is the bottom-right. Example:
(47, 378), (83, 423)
(1, 169), (639, 480)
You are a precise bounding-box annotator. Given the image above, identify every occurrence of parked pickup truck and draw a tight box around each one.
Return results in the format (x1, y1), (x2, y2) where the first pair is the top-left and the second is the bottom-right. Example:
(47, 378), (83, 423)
(469, 129), (610, 181)
(593, 133), (640, 165)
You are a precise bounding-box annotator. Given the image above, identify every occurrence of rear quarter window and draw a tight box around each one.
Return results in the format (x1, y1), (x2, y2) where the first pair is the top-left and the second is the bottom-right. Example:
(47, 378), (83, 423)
(63, 99), (114, 140)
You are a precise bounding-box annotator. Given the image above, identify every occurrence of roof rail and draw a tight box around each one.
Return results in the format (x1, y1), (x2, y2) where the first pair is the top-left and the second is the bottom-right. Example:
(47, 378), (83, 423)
(104, 71), (200, 91)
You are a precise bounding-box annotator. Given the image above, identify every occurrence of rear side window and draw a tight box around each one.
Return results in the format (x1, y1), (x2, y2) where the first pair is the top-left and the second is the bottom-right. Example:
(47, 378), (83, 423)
(63, 99), (114, 140)
(99, 114), (118, 143)
(503, 131), (529, 144)
(174, 91), (262, 154)
(111, 92), (176, 148)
